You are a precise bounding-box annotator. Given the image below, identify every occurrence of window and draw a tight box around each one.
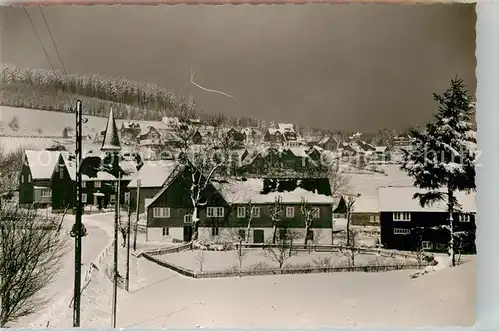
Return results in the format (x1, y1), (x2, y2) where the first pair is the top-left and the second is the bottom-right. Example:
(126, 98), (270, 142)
(237, 206), (246, 218)
(393, 228), (411, 235)
(212, 227), (219, 236)
(251, 206), (261, 218)
(369, 215), (380, 223)
(286, 207), (295, 218)
(153, 207), (170, 218)
(184, 214), (192, 224)
(306, 229), (314, 241)
(459, 214), (470, 222)
(95, 181), (101, 188)
(421, 241), (431, 250)
(124, 192), (130, 204)
(59, 168), (64, 179)
(393, 212), (411, 221)
(41, 189), (52, 197)
(207, 207), (224, 218)
(311, 207), (320, 219)
(334, 213), (346, 219)
(21, 175), (24, 184)
(110, 195), (116, 203)
(82, 181), (86, 188)
(82, 193), (87, 203)
(27, 174), (31, 182)
(238, 229), (246, 241)
(162, 227), (169, 236)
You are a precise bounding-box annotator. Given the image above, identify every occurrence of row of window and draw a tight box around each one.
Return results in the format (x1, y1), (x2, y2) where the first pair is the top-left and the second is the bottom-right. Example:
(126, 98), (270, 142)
(153, 206), (321, 219)
(21, 173), (104, 188)
(393, 212), (472, 222)
(159, 227), (313, 241)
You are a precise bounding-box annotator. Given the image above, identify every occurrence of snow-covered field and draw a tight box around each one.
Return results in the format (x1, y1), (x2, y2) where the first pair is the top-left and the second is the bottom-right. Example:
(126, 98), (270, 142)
(0, 106), (166, 137)
(157, 249), (416, 272)
(13, 211), (475, 329)
(43, 249), (475, 329)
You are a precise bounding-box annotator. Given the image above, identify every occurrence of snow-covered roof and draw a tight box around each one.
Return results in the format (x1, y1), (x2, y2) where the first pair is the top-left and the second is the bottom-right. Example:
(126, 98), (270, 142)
(61, 153), (117, 182)
(352, 195), (379, 213)
(24, 150), (61, 180)
(287, 147), (308, 158)
(378, 186), (476, 213)
(277, 123), (295, 132)
(127, 160), (179, 188)
(213, 178), (334, 205)
(375, 146), (388, 152)
(120, 160), (138, 176)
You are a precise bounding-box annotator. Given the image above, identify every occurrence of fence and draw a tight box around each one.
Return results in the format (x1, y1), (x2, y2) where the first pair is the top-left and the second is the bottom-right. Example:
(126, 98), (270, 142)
(235, 243), (416, 259)
(138, 242), (192, 257)
(140, 250), (435, 280)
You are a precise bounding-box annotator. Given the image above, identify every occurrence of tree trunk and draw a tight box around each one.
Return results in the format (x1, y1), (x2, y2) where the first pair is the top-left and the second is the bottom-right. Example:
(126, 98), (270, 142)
(272, 225), (277, 244)
(246, 220), (252, 244)
(191, 206), (199, 241)
(448, 185), (456, 267)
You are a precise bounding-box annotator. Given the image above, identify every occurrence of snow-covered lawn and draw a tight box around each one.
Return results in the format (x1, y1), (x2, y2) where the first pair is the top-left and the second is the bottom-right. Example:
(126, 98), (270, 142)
(157, 249), (418, 272)
(43, 252), (475, 328)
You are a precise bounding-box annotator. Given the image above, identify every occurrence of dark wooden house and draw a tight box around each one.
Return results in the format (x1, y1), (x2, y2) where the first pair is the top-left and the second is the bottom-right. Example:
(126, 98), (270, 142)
(136, 126), (162, 147)
(51, 153), (118, 212)
(146, 176), (334, 244)
(317, 136), (339, 151)
(379, 186), (476, 253)
(19, 150), (61, 207)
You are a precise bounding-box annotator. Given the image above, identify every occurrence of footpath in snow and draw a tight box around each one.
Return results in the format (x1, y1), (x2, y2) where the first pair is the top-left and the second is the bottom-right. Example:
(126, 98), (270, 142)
(19, 213), (114, 328)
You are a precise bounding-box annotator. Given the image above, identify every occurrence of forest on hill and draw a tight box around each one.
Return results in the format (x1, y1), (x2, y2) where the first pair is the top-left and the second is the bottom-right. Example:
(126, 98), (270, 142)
(0, 64), (262, 128)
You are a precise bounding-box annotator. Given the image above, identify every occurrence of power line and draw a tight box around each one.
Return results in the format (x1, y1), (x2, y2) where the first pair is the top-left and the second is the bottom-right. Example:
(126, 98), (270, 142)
(38, 6), (67, 75)
(23, 7), (57, 73)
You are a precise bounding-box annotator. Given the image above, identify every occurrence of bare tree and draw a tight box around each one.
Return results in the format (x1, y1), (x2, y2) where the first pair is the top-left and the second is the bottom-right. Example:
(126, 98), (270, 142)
(0, 145), (27, 196)
(300, 197), (315, 246)
(195, 250), (206, 272)
(344, 195), (359, 247)
(0, 204), (68, 327)
(269, 196), (283, 244)
(324, 145), (351, 199)
(337, 228), (361, 266)
(174, 119), (238, 241)
(235, 237), (248, 273)
(244, 200), (255, 243)
(264, 238), (296, 269)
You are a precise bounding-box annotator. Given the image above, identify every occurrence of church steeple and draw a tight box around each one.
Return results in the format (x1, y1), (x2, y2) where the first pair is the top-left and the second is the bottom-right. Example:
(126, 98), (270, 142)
(101, 107), (121, 152)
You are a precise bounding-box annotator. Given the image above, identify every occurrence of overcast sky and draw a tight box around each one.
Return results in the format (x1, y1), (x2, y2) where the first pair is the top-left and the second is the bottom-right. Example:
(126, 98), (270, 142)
(0, 4), (476, 132)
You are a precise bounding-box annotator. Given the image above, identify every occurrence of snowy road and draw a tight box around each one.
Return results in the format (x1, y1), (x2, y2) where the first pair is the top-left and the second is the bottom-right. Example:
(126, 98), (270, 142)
(16, 214), (112, 328)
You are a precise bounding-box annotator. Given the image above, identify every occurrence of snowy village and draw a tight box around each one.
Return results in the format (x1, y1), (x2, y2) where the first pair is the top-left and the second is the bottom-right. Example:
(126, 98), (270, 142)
(0, 4), (477, 330)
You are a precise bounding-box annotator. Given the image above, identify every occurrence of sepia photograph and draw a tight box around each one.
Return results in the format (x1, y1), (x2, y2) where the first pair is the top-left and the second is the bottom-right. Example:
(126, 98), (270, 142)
(0, 3), (477, 329)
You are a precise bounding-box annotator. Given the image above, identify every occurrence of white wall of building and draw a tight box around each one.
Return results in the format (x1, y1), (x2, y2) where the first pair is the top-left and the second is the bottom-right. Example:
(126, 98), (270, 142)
(146, 226), (332, 245)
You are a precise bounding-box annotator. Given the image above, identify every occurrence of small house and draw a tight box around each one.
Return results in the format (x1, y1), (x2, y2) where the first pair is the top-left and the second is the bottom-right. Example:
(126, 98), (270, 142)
(379, 186), (476, 253)
(19, 150), (61, 207)
(136, 126), (162, 147)
(145, 176), (334, 244)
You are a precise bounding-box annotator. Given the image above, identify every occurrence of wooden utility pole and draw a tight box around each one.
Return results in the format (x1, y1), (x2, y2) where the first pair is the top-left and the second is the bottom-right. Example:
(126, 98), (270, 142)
(111, 171), (121, 328)
(125, 200), (131, 292)
(133, 179), (141, 251)
(72, 100), (83, 327)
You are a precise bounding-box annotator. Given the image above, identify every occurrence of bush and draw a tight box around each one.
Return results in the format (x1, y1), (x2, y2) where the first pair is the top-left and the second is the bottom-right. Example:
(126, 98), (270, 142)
(247, 261), (273, 271)
(312, 256), (334, 268)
